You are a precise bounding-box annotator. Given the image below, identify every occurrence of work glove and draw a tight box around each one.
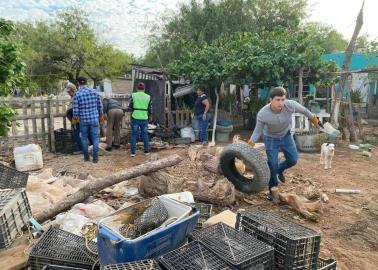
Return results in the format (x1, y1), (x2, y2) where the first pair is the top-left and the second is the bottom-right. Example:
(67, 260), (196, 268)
(247, 139), (255, 147)
(99, 114), (107, 124)
(71, 117), (80, 127)
(309, 115), (322, 129)
(202, 113), (207, 121)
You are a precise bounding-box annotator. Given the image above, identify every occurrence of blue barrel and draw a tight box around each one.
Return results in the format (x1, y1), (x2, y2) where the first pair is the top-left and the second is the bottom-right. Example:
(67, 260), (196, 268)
(98, 209), (199, 265)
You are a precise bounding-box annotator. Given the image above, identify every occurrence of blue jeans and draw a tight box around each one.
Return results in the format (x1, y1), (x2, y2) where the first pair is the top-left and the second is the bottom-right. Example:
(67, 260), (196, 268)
(131, 119), (149, 154)
(71, 125), (82, 151)
(264, 133), (298, 190)
(196, 114), (209, 142)
(80, 120), (100, 160)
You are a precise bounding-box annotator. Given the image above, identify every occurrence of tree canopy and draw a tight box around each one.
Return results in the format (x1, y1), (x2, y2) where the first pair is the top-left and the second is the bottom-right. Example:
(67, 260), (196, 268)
(144, 0), (308, 67)
(14, 8), (133, 95)
(0, 18), (25, 136)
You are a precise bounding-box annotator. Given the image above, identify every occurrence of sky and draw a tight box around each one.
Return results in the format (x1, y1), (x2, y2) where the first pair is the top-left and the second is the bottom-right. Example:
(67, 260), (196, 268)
(0, 0), (376, 57)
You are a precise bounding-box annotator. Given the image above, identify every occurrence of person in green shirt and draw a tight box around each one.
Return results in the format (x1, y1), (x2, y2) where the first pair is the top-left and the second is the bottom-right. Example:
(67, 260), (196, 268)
(127, 82), (152, 157)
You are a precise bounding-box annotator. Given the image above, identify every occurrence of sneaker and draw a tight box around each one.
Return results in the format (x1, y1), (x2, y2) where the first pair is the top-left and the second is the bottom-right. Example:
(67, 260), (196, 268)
(266, 192), (273, 201)
(278, 173), (285, 183)
(84, 157), (90, 162)
(105, 146), (112, 151)
(144, 151), (150, 156)
(130, 153), (136, 157)
(93, 159), (98, 163)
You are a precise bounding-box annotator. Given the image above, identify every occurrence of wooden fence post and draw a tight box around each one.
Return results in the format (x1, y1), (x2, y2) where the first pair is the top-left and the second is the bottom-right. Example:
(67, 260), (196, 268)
(47, 98), (55, 152)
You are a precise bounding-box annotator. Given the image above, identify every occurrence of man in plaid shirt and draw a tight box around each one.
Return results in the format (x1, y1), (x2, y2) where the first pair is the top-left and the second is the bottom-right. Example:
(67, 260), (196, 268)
(73, 77), (104, 163)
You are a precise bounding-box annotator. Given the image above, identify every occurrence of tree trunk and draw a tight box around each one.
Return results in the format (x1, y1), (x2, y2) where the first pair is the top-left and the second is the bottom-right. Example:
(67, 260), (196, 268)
(339, 1), (364, 141)
(209, 86), (220, 146)
(35, 154), (184, 223)
(298, 67), (304, 105)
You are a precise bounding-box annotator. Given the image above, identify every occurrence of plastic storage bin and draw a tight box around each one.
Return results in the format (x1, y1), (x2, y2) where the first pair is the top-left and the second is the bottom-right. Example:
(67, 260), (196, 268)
(14, 144), (43, 172)
(0, 163), (29, 189)
(236, 210), (321, 270)
(158, 241), (235, 270)
(28, 227), (98, 270)
(0, 188), (32, 250)
(97, 196), (199, 265)
(190, 222), (275, 269)
(101, 260), (161, 270)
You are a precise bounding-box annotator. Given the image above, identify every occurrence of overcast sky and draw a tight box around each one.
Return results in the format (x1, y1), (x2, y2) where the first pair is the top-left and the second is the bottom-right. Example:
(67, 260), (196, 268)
(0, 0), (376, 56)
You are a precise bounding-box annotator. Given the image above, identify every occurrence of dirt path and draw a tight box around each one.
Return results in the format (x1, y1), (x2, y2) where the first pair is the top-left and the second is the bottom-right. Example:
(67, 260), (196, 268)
(41, 142), (378, 270)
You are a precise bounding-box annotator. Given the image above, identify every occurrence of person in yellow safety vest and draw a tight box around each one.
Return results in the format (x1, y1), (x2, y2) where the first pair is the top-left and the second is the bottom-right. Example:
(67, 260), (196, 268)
(127, 82), (152, 157)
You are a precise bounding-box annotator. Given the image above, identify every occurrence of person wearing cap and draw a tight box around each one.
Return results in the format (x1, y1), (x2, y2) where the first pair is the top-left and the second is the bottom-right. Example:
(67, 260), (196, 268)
(127, 82), (151, 157)
(247, 87), (322, 201)
(103, 94), (124, 151)
(73, 77), (104, 163)
(194, 86), (210, 145)
(65, 82), (82, 151)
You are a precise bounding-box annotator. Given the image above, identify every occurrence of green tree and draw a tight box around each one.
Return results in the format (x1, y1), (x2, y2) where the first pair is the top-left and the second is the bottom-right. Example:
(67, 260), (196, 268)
(14, 8), (133, 94)
(306, 23), (348, 53)
(144, 0), (308, 66)
(0, 18), (25, 136)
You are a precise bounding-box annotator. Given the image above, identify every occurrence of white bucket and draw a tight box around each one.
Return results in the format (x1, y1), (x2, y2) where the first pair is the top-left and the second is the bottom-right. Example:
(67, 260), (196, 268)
(14, 144), (43, 172)
(322, 122), (340, 136)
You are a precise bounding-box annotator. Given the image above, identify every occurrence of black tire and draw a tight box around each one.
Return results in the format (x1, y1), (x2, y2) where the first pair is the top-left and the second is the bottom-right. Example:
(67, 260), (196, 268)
(219, 142), (270, 194)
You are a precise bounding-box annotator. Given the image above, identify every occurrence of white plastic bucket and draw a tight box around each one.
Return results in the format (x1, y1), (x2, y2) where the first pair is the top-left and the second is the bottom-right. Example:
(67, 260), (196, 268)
(14, 144), (43, 172)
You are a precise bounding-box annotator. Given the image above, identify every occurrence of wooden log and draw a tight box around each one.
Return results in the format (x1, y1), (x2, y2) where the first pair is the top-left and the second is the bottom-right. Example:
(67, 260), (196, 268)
(35, 154), (184, 223)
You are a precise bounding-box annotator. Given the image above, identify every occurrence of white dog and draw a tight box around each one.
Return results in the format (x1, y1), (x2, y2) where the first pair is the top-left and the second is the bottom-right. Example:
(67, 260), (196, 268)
(320, 143), (335, 169)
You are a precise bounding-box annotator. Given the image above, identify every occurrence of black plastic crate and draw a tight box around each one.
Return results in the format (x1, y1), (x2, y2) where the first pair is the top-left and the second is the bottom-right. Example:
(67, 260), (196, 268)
(101, 260), (161, 270)
(29, 227), (98, 270)
(54, 129), (80, 154)
(158, 241), (235, 270)
(236, 210), (321, 270)
(42, 265), (86, 270)
(192, 203), (213, 229)
(317, 258), (336, 270)
(192, 222), (275, 269)
(0, 188), (32, 250)
(0, 163), (28, 189)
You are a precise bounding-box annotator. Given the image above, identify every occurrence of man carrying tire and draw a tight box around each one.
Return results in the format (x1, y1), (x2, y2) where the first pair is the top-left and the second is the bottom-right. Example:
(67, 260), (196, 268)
(248, 87), (321, 201)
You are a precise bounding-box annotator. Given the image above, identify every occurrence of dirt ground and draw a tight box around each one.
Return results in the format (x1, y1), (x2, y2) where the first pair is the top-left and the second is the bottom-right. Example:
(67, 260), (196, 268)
(41, 135), (378, 270)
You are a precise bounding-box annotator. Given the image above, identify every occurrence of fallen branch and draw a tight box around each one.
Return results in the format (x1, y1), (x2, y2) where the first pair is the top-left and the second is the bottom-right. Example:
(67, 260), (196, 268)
(271, 187), (323, 222)
(35, 154), (184, 223)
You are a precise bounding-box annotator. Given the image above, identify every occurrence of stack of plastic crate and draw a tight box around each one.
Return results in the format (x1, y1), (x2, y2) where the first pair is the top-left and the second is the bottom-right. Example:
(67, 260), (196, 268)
(54, 128), (79, 154)
(189, 222), (275, 269)
(236, 210), (321, 270)
(0, 188), (32, 250)
(28, 227), (98, 270)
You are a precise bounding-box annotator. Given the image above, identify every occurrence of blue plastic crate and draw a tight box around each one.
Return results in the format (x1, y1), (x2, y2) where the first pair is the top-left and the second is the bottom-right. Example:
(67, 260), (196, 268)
(97, 197), (199, 265)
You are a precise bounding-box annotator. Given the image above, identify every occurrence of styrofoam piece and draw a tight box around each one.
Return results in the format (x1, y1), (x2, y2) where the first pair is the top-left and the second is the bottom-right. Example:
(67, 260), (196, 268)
(160, 192), (195, 204)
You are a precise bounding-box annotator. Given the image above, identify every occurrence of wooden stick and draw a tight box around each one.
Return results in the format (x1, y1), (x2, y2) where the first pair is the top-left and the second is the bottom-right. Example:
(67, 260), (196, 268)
(35, 154), (184, 223)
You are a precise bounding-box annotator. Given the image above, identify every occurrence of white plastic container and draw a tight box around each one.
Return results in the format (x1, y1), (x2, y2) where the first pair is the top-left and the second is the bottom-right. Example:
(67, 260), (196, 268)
(14, 144), (43, 172)
(322, 122), (340, 136)
(180, 127), (196, 142)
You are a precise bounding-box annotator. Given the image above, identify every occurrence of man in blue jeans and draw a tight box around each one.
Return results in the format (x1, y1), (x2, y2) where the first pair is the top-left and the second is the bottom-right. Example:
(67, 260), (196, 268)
(248, 87), (322, 200)
(128, 82), (151, 157)
(73, 77), (104, 163)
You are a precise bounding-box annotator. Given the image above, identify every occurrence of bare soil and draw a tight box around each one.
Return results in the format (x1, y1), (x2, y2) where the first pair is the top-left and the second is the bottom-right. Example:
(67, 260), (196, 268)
(42, 139), (378, 270)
